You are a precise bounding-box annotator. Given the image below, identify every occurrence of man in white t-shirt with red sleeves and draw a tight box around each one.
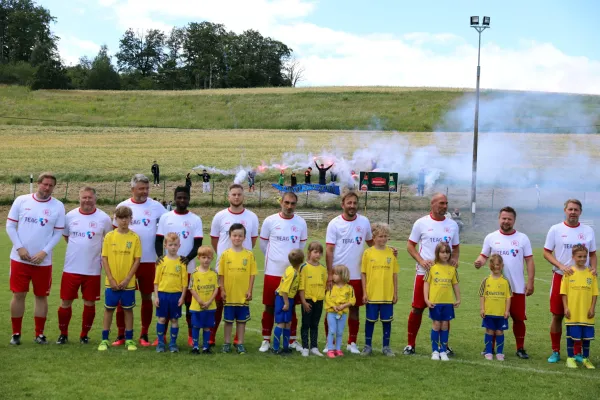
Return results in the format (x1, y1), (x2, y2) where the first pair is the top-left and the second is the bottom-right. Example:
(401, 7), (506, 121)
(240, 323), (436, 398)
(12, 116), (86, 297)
(7, 172), (65, 345)
(56, 186), (112, 345)
(474, 206), (535, 359)
(258, 192), (308, 352)
(543, 199), (596, 364)
(325, 191), (373, 354)
(403, 193), (459, 356)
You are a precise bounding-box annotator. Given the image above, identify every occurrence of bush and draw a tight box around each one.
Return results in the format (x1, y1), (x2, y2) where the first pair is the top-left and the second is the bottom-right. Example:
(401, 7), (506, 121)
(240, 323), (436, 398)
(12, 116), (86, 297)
(0, 62), (37, 86)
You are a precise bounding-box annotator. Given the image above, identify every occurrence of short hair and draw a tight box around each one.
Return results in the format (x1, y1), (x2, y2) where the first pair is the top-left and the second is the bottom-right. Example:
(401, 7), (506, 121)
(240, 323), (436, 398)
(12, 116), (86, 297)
(488, 254), (504, 268)
(341, 190), (359, 204)
(130, 174), (150, 188)
(37, 172), (57, 185)
(371, 222), (390, 237)
(307, 241), (323, 254)
(498, 206), (517, 218)
(174, 186), (190, 197)
(288, 249), (305, 267)
(434, 242), (452, 264)
(164, 232), (180, 245)
(197, 246), (214, 258)
(332, 265), (350, 284)
(229, 223), (246, 236)
(282, 192), (298, 202)
(114, 205), (132, 219)
(79, 186), (96, 195)
(229, 183), (244, 192)
(564, 199), (582, 211)
(572, 244), (588, 256)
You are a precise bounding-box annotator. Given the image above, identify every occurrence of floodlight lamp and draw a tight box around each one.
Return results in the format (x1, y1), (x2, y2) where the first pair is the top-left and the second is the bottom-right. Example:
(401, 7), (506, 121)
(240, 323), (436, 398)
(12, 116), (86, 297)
(470, 16), (479, 26)
(483, 16), (490, 26)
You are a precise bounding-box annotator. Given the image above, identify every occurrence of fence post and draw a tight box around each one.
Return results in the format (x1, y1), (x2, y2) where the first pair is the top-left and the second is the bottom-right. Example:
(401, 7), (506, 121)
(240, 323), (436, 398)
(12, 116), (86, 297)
(29, 174), (33, 194)
(211, 180), (215, 206)
(13, 183), (17, 200)
(64, 181), (69, 201)
(398, 184), (403, 211)
(163, 180), (166, 200)
(259, 181), (262, 208)
(387, 192), (391, 225)
(491, 189), (494, 210)
(113, 180), (117, 203)
(364, 191), (368, 213)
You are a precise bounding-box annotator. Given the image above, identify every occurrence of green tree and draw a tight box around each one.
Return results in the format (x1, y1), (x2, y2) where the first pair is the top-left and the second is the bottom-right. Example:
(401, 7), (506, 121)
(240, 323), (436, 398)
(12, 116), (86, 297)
(30, 58), (69, 90)
(182, 22), (228, 89)
(65, 56), (91, 89)
(116, 28), (166, 77)
(87, 45), (120, 90)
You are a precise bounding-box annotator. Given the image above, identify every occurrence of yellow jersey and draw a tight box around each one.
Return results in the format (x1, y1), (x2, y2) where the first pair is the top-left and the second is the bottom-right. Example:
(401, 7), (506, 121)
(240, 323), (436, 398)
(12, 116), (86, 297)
(299, 262), (327, 302)
(479, 275), (512, 317)
(424, 263), (459, 304)
(154, 256), (187, 293)
(276, 266), (300, 298)
(361, 246), (398, 304)
(218, 248), (257, 306)
(189, 269), (218, 311)
(560, 268), (599, 326)
(325, 284), (356, 314)
(101, 230), (141, 290)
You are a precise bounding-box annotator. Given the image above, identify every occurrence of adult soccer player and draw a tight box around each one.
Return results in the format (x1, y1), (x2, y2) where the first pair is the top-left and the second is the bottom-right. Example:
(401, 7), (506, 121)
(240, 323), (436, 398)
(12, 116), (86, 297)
(543, 199), (596, 363)
(403, 193), (459, 356)
(155, 186), (203, 346)
(7, 172), (65, 345)
(113, 174), (167, 347)
(258, 192), (308, 352)
(56, 187), (112, 345)
(474, 206), (535, 359)
(209, 184), (259, 345)
(325, 191), (373, 354)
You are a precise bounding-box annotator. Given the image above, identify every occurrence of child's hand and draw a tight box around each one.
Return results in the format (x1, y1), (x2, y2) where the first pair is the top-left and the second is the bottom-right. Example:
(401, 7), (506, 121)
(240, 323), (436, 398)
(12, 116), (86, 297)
(425, 301), (435, 309)
(221, 291), (226, 302)
(109, 278), (119, 290)
(333, 305), (339, 312)
(119, 279), (130, 289)
(178, 296), (184, 307)
(564, 308), (571, 319)
(453, 299), (461, 308)
(504, 311), (510, 319)
(154, 297), (160, 308)
(588, 308), (596, 319)
(362, 294), (368, 304)
(282, 302), (289, 311)
(391, 247), (398, 257)
(480, 309), (485, 318)
(393, 293), (398, 304)
(156, 255), (164, 265)
(246, 290), (252, 301)
(303, 302), (312, 313)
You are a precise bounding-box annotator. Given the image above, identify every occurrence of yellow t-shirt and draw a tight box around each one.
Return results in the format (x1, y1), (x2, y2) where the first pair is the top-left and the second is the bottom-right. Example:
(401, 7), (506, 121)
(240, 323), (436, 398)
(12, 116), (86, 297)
(154, 256), (187, 293)
(325, 284), (356, 314)
(479, 275), (512, 317)
(361, 246), (398, 304)
(424, 263), (459, 304)
(218, 248), (257, 306)
(560, 268), (599, 326)
(101, 230), (141, 290)
(189, 269), (218, 311)
(276, 266), (300, 298)
(299, 262), (327, 302)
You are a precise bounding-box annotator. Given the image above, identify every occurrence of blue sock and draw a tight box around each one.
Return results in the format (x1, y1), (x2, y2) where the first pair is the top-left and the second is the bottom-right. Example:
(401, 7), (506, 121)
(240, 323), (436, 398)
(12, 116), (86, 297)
(157, 322), (166, 345)
(283, 328), (291, 350)
(102, 330), (109, 341)
(382, 321), (391, 347)
(273, 326), (282, 351)
(567, 338), (575, 357)
(583, 340), (590, 358)
(365, 321), (375, 346)
(431, 329), (440, 352)
(125, 329), (133, 340)
(192, 327), (200, 349)
(484, 333), (493, 354)
(440, 330), (449, 352)
(170, 327), (179, 345)
(202, 330), (211, 350)
(496, 334), (504, 355)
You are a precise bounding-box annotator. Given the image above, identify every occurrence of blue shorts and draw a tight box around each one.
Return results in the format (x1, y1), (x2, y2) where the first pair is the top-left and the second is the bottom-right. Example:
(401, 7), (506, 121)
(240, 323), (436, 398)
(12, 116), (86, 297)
(191, 310), (216, 329)
(481, 316), (509, 331)
(104, 288), (136, 309)
(156, 292), (182, 319)
(223, 305), (250, 323)
(429, 304), (455, 321)
(275, 295), (294, 324)
(566, 325), (595, 341)
(366, 303), (394, 322)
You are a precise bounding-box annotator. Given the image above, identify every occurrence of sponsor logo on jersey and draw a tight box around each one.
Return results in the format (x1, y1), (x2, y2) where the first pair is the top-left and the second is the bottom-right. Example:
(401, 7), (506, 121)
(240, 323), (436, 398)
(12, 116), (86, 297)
(355, 236), (363, 245)
(142, 218), (150, 226)
(181, 230), (190, 239)
(430, 236), (451, 243)
(290, 235), (298, 243)
(510, 249), (519, 257)
(39, 217), (49, 226)
(563, 243), (586, 250)
(86, 231), (96, 239)
(89, 221), (97, 228)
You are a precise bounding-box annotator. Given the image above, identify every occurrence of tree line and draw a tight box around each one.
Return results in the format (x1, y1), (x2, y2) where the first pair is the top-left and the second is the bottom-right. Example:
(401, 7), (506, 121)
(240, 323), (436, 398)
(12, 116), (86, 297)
(0, 0), (304, 90)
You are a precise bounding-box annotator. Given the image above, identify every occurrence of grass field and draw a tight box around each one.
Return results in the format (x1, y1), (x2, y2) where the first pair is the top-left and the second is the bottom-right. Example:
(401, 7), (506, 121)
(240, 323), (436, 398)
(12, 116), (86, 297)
(1, 232), (599, 399)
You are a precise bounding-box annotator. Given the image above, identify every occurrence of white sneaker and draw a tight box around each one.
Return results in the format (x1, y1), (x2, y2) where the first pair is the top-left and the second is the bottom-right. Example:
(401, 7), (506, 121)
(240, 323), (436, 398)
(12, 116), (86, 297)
(347, 342), (361, 354)
(440, 352), (450, 361)
(259, 340), (270, 353)
(301, 348), (309, 357)
(323, 345), (329, 353)
(290, 341), (303, 352)
(310, 347), (324, 357)
(431, 351), (441, 360)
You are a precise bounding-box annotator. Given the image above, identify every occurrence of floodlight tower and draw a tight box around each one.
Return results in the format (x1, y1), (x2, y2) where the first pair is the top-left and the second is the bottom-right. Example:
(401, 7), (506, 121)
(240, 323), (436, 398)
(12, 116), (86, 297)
(469, 15), (490, 221)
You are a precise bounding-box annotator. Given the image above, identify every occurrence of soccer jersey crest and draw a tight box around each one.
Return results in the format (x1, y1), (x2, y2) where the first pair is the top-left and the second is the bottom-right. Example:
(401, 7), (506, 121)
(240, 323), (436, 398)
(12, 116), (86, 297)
(176, 265), (181, 273)
(126, 241), (132, 249)
(386, 257), (391, 264)
(243, 259), (247, 266)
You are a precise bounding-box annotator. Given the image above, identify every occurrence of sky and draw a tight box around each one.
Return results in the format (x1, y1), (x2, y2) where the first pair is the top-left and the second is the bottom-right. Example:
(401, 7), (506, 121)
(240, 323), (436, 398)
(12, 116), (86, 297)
(42, 0), (600, 94)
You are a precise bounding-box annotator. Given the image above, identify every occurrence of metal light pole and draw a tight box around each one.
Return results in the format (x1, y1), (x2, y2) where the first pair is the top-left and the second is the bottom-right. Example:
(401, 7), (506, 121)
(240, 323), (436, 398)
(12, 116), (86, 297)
(470, 16), (490, 221)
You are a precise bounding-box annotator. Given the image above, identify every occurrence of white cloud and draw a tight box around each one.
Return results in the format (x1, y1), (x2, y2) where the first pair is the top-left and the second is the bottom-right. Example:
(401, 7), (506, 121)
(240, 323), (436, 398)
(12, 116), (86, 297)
(57, 35), (101, 66)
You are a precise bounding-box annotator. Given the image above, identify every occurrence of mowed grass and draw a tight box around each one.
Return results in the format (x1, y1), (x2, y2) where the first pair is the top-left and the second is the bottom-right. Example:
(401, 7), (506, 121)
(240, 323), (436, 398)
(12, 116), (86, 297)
(1, 233), (599, 400)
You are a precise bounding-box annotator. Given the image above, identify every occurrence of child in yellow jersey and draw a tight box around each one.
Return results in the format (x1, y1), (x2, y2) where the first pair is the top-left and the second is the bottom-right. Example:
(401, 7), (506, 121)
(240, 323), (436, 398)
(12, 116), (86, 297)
(325, 265), (356, 358)
(98, 206), (141, 352)
(299, 242), (327, 357)
(153, 233), (187, 353)
(218, 223), (257, 354)
(271, 249), (304, 355)
(561, 245), (598, 369)
(479, 254), (511, 361)
(361, 223), (398, 357)
(424, 242), (460, 361)
(189, 246), (219, 355)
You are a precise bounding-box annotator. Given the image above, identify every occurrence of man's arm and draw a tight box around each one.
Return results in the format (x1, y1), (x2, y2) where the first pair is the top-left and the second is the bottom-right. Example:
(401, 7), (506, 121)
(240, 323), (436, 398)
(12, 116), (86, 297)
(450, 245), (460, 268)
(31, 228), (64, 264)
(183, 237), (203, 264)
(406, 240), (431, 269)
(6, 219), (29, 260)
(259, 238), (269, 255)
(543, 249), (572, 275)
(589, 252), (597, 275)
(211, 236), (219, 252)
(155, 235), (164, 259)
(525, 256), (535, 296)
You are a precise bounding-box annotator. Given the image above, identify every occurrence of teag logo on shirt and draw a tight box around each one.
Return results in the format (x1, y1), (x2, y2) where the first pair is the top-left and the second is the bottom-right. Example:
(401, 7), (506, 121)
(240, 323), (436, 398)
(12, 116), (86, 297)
(86, 231), (96, 239)
(142, 218), (150, 226)
(181, 230), (190, 239)
(290, 235), (298, 243)
(355, 237), (363, 245)
(39, 217), (49, 226)
(510, 249), (519, 257)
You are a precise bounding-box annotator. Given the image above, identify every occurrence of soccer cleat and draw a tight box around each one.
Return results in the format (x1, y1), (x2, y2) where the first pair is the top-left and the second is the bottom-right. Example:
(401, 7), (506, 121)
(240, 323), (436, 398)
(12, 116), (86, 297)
(139, 334), (151, 347)
(347, 342), (360, 354)
(112, 336), (125, 346)
(152, 338), (159, 346)
(301, 348), (309, 357)
(222, 343), (232, 353)
(310, 348), (324, 357)
(236, 344), (247, 354)
(289, 341), (303, 352)
(126, 340), (137, 351)
(10, 334), (21, 346)
(361, 345), (373, 356)
(56, 334), (68, 345)
(280, 348), (293, 357)
(335, 350), (344, 357)
(79, 336), (89, 344)
(208, 341), (216, 348)
(496, 354), (505, 361)
(156, 343), (166, 353)
(440, 352), (450, 361)
(259, 340), (271, 353)
(574, 354), (584, 363)
(431, 351), (441, 360)
(188, 336), (194, 347)
(403, 345), (416, 355)
(169, 344), (180, 353)
(566, 357), (578, 369)
(446, 346), (454, 356)
(202, 348), (213, 355)
(516, 348), (529, 359)
(34, 335), (48, 345)
(327, 350), (336, 358)
(190, 347), (200, 355)
(97, 340), (110, 351)
(547, 352), (561, 363)
(484, 353), (493, 361)
(270, 348), (280, 355)
(382, 346), (396, 357)
(582, 358), (595, 369)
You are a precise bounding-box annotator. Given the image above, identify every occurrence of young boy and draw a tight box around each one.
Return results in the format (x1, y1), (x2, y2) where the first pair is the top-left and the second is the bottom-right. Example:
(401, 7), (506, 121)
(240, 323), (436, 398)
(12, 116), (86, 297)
(189, 246), (219, 354)
(154, 232), (187, 353)
(561, 244), (598, 369)
(360, 222), (398, 357)
(98, 206), (141, 351)
(271, 249), (304, 355)
(219, 223), (257, 354)
(479, 254), (512, 361)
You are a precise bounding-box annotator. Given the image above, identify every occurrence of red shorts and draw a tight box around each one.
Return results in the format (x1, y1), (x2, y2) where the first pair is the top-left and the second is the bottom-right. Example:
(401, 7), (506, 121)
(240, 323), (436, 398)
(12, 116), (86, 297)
(510, 293), (527, 321)
(262, 274), (282, 306)
(10, 260), (52, 296)
(411, 274), (426, 309)
(60, 272), (101, 302)
(349, 279), (363, 307)
(135, 262), (156, 295)
(550, 272), (564, 315)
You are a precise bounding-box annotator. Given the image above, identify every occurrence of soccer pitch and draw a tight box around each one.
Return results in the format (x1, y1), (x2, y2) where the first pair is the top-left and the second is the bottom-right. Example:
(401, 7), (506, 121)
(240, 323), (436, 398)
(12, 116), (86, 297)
(1, 234), (599, 399)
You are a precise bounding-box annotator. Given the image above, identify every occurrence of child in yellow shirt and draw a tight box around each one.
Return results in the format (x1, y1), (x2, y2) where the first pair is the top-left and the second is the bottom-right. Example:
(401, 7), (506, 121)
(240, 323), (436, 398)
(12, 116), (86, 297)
(325, 265), (356, 358)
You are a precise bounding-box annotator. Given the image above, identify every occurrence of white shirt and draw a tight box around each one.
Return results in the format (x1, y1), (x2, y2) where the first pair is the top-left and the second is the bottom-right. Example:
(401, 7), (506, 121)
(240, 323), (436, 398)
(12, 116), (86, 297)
(480, 230), (533, 294)
(544, 222), (597, 275)
(7, 194), (65, 266)
(114, 198), (167, 263)
(408, 214), (460, 275)
(326, 214), (373, 280)
(63, 208), (113, 275)
(260, 213), (308, 277)
(157, 210), (204, 273)
(210, 208), (259, 272)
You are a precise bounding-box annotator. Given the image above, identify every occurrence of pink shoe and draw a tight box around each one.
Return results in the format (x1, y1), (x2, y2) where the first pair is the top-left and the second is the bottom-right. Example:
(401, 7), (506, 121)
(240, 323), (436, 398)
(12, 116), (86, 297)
(327, 350), (336, 358)
(484, 353), (493, 360)
(496, 354), (505, 361)
(335, 350), (344, 357)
